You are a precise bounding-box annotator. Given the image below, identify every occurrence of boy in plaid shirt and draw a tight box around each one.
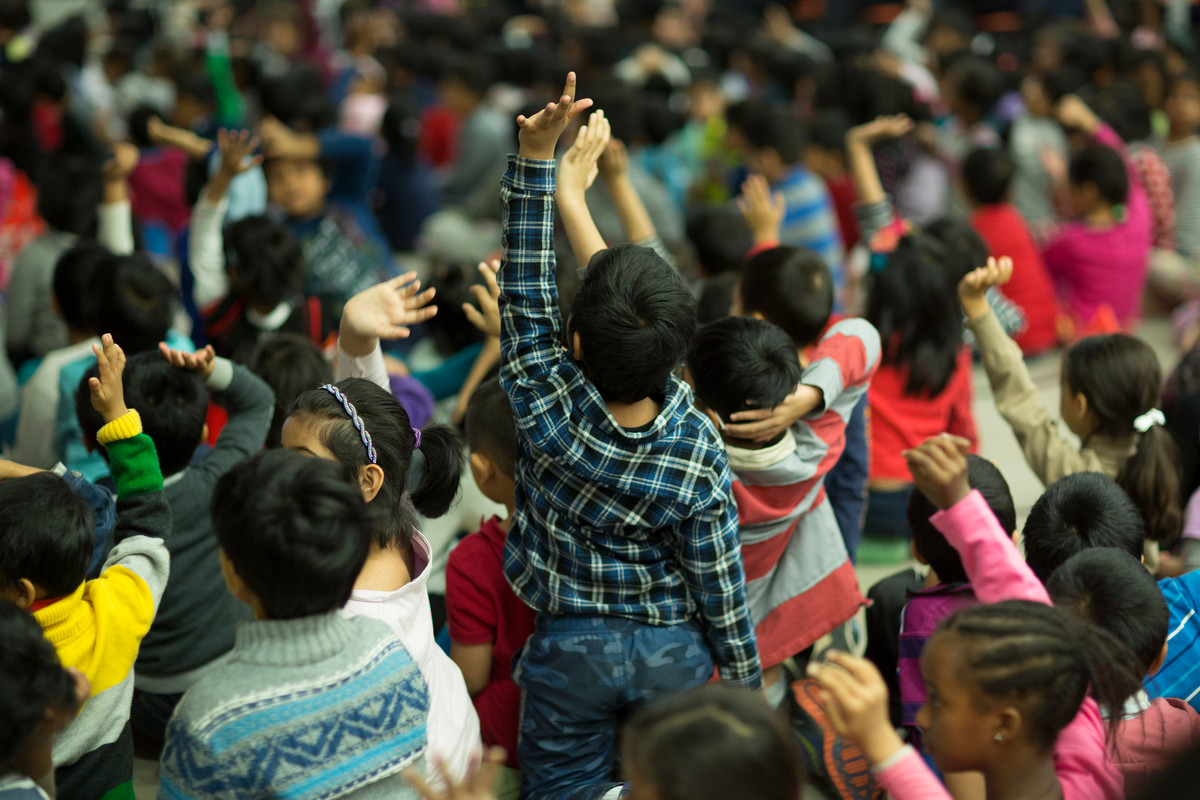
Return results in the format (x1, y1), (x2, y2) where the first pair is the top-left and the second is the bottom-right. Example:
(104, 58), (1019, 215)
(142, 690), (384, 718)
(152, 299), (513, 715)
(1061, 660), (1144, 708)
(498, 74), (761, 800)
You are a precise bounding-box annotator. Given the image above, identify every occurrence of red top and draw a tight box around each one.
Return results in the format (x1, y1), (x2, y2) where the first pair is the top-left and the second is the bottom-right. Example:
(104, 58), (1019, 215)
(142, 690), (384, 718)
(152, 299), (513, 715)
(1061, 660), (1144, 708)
(445, 515), (537, 768)
(868, 347), (978, 482)
(970, 203), (1060, 356)
(823, 172), (860, 251)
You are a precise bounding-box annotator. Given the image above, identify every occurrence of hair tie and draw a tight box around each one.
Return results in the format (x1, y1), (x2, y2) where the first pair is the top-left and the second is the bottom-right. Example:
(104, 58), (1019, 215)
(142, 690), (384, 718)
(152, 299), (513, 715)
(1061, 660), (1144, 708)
(412, 427), (421, 450)
(1113, 203), (1127, 223)
(1133, 408), (1165, 433)
(319, 384), (378, 465)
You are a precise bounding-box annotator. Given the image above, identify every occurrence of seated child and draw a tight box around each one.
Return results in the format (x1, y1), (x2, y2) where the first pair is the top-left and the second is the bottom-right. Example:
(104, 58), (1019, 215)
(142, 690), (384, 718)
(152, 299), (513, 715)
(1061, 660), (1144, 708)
(189, 129), (338, 361)
(498, 75), (760, 799)
(446, 378), (538, 779)
(686, 315), (877, 703)
(75, 344), (275, 743)
(1047, 547), (1200, 796)
(962, 256), (1180, 573)
(0, 334), (171, 800)
(0, 600), (89, 800)
(158, 449), (429, 799)
(245, 333), (333, 448)
(1157, 72), (1200, 260)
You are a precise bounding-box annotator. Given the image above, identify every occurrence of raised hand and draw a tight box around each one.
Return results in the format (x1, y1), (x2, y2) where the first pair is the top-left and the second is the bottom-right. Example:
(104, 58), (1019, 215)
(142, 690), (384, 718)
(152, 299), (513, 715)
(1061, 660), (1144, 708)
(1055, 94), (1100, 134)
(404, 748), (505, 800)
(598, 137), (630, 182)
(903, 433), (973, 511)
(517, 71), (594, 161)
(159, 342), (217, 379)
(89, 333), (129, 424)
(957, 255), (1013, 321)
(809, 651), (905, 765)
(736, 174), (786, 245)
(102, 142), (140, 183)
(463, 260), (502, 339)
(557, 109), (610, 201)
(216, 129), (263, 177)
(847, 114), (915, 147)
(340, 273), (438, 356)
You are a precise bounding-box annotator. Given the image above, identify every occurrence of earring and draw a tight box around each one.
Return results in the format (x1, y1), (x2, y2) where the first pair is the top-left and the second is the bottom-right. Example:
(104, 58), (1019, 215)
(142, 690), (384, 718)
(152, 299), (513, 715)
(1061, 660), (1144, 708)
(994, 732), (1003, 742)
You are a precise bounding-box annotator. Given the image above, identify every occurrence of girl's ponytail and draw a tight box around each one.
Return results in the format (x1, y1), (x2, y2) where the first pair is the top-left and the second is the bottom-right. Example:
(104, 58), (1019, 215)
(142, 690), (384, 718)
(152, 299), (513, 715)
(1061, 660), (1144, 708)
(410, 422), (465, 519)
(1118, 423), (1181, 542)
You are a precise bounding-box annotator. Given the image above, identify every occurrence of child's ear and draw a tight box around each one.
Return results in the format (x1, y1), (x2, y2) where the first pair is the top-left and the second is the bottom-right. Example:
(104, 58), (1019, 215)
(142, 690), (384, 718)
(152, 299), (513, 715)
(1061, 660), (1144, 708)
(469, 451), (494, 486)
(702, 406), (723, 431)
(198, 423), (210, 446)
(571, 332), (584, 362)
(1149, 641), (1169, 676)
(6, 578), (38, 610)
(359, 463), (385, 504)
(994, 705), (1022, 746)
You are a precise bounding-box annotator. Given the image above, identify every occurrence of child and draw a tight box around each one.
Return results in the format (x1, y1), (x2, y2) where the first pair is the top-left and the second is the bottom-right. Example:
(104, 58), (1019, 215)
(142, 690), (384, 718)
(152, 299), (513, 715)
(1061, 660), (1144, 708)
(499, 75), (760, 798)
(75, 343), (275, 743)
(1158, 72), (1200, 260)
(812, 434), (1143, 800)
(1041, 95), (1152, 328)
(1009, 71), (1072, 237)
(158, 449), (430, 800)
(1046, 548), (1200, 795)
(245, 333), (333, 448)
(434, 55), (512, 221)
(190, 129), (337, 361)
(804, 109), (859, 251)
(446, 378), (537, 786)
(961, 256), (1180, 573)
(686, 314), (877, 703)
(0, 334), (171, 800)
(0, 600), (89, 799)
(963, 147), (1061, 355)
(281, 277), (480, 781)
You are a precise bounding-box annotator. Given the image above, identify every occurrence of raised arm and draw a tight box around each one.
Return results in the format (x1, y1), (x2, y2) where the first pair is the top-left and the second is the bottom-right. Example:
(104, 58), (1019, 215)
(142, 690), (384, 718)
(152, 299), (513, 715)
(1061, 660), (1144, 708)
(736, 174), (785, 249)
(98, 143), (139, 256)
(846, 116), (913, 218)
(599, 136), (658, 247)
(555, 109), (610, 268)
(190, 129), (262, 310)
(147, 115), (214, 161)
(336, 274), (439, 389)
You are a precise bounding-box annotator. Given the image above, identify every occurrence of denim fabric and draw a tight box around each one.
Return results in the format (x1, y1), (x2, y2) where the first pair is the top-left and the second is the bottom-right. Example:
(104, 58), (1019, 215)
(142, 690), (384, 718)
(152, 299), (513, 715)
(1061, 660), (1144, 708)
(60, 469), (116, 579)
(825, 395), (869, 561)
(516, 615), (714, 800)
(863, 485), (914, 541)
(131, 688), (184, 742)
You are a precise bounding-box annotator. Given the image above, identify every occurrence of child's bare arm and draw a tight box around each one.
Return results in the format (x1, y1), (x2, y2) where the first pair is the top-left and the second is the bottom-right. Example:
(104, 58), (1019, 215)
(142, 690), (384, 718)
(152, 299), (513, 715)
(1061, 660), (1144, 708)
(599, 137), (656, 245)
(846, 115), (913, 209)
(555, 110), (610, 267)
(147, 115), (214, 160)
(204, 128), (262, 204)
(449, 641), (494, 696)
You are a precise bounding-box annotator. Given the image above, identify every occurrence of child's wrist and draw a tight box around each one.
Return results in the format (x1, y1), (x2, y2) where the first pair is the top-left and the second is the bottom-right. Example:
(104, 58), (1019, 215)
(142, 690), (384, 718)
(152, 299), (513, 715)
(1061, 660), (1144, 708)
(858, 726), (905, 768)
(519, 145), (557, 162)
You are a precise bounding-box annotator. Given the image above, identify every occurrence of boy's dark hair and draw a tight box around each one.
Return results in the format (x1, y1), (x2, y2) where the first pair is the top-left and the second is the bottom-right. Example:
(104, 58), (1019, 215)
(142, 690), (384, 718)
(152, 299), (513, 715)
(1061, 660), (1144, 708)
(1040, 66), (1088, 105)
(963, 147), (1014, 206)
(1023, 472), (1145, 582)
(36, 153), (101, 236)
(686, 317), (801, 425)
(924, 217), (989, 280)
(438, 53), (498, 96)
(1064, 335), (1181, 544)
(380, 92), (420, 163)
(1090, 80), (1153, 144)
(465, 378), (516, 478)
(1069, 145), (1129, 206)
(212, 450), (370, 620)
(738, 246), (832, 349)
(0, 473), (94, 597)
(53, 242), (110, 334)
(223, 215), (305, 309)
(259, 66), (336, 132)
(686, 207), (752, 276)
(698, 272), (738, 326)
(946, 55), (1004, 119)
(738, 104), (806, 165)
(808, 109), (851, 155)
(0, 599), (79, 770)
(623, 685), (803, 800)
(288, 378), (464, 552)
(908, 455), (1015, 585)
(172, 70), (215, 109)
(569, 243), (696, 404)
(122, 352), (208, 476)
(246, 334), (333, 448)
(0, 0), (31, 32)
(1047, 547), (1168, 679)
(94, 255), (175, 354)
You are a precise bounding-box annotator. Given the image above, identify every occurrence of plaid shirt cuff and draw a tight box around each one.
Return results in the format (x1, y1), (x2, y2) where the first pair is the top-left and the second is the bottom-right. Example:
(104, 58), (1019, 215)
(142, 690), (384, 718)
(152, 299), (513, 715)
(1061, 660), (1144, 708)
(504, 155), (556, 194)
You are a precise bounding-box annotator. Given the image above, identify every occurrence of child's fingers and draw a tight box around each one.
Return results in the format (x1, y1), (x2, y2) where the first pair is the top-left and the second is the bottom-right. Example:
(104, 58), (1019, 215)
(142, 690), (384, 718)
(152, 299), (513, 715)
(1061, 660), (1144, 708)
(480, 265), (501, 298)
(463, 303), (487, 331)
(406, 286), (437, 310)
(825, 651), (883, 687)
(382, 271), (420, 294)
(401, 767), (440, 800)
(431, 755), (456, 799)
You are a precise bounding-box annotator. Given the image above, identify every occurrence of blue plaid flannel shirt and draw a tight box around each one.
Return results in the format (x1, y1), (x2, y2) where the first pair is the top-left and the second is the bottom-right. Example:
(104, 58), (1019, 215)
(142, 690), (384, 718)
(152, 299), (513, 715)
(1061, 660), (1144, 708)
(497, 155), (761, 688)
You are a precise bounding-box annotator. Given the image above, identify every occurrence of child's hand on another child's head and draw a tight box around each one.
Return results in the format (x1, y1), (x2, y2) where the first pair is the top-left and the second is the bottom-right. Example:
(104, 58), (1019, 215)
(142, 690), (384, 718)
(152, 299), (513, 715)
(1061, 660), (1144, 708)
(724, 384), (824, 442)
(463, 259), (502, 339)
(89, 334), (129, 424)
(957, 255), (1013, 321)
(341, 273), (438, 355)
(904, 433), (972, 510)
(847, 114), (914, 147)
(102, 143), (140, 183)
(809, 651), (904, 766)
(1055, 94), (1099, 134)
(159, 342), (217, 379)
(736, 174), (785, 245)
(216, 128), (263, 177)
(404, 747), (505, 800)
(557, 109), (610, 201)
(517, 71), (594, 161)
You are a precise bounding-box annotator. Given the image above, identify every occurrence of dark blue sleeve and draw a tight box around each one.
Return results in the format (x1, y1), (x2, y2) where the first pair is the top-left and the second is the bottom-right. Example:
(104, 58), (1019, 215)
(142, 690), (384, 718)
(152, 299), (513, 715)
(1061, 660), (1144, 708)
(317, 129), (378, 202)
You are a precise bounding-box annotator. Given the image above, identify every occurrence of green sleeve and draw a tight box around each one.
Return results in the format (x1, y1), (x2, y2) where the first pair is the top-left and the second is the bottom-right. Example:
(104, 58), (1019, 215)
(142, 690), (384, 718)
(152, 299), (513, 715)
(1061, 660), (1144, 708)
(106, 433), (165, 498)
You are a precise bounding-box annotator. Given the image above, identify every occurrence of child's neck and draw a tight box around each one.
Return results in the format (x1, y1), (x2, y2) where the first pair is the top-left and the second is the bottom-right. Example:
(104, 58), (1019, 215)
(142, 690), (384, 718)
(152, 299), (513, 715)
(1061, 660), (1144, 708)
(1168, 126), (1197, 144)
(608, 397), (661, 429)
(1084, 204), (1116, 228)
(984, 752), (1062, 800)
(354, 541), (414, 592)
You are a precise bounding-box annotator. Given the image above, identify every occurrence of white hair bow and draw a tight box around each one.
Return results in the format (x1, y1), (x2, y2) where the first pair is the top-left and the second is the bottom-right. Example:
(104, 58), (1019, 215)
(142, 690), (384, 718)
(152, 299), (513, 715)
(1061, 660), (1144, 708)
(1133, 408), (1166, 433)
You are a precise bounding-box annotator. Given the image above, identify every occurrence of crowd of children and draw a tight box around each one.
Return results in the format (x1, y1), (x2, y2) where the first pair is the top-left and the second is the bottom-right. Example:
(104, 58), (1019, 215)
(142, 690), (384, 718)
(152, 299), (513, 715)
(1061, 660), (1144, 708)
(8, 1), (1200, 799)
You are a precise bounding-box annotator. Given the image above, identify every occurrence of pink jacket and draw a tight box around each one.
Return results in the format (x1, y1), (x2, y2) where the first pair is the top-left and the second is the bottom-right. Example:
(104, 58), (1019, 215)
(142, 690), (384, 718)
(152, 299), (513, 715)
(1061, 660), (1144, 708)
(873, 491), (1124, 800)
(1113, 695), (1200, 797)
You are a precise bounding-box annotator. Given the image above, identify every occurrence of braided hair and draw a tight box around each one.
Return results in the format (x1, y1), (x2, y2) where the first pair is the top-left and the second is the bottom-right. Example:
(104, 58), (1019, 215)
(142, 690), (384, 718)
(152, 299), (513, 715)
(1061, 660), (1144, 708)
(937, 600), (1143, 751)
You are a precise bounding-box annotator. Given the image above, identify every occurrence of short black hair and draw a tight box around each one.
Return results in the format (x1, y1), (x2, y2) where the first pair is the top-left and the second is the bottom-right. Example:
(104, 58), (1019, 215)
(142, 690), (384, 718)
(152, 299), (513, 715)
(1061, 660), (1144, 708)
(924, 217), (989, 280)
(259, 65), (336, 132)
(246, 334), (333, 448)
(438, 53), (498, 95)
(36, 153), (101, 236)
(1047, 547), (1168, 679)
(0, 599), (79, 770)
(224, 215), (305, 310)
(698, 273), (738, 326)
(1023, 472), (1145, 583)
(465, 378), (515, 478)
(808, 109), (851, 154)
(947, 55), (1004, 118)
(94, 255), (175, 354)
(908, 455), (1016, 585)
(1069, 145), (1129, 206)
(0, 473), (94, 597)
(53, 242), (110, 334)
(736, 103), (806, 165)
(963, 147), (1014, 206)
(121, 352), (208, 476)
(739, 246), (832, 348)
(173, 69), (215, 108)
(686, 207), (752, 277)
(570, 243), (696, 403)
(687, 316), (801, 425)
(212, 450), (370, 620)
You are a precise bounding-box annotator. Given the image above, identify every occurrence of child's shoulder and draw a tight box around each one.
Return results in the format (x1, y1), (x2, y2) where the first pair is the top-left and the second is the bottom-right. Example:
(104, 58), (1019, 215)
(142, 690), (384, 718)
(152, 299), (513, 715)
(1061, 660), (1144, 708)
(449, 519), (507, 574)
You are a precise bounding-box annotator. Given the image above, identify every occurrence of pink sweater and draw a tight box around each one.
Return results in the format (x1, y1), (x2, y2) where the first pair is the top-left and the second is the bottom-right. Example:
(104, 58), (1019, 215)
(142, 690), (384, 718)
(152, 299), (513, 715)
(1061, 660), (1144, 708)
(873, 491), (1124, 800)
(1042, 124), (1152, 326)
(1113, 695), (1200, 797)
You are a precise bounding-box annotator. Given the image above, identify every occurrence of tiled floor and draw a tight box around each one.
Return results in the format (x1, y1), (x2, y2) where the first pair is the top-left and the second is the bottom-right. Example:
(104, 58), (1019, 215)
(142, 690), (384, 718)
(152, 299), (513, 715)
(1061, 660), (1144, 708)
(131, 318), (1180, 798)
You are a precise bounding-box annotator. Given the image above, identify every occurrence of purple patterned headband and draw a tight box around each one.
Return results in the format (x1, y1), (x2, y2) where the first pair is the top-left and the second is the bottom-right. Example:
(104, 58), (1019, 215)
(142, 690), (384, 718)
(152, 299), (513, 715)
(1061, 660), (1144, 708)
(319, 384), (378, 465)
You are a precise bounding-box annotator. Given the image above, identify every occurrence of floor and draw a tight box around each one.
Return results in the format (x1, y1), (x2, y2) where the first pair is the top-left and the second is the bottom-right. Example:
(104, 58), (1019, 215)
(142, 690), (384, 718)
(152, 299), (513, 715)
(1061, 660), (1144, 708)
(131, 318), (1179, 798)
